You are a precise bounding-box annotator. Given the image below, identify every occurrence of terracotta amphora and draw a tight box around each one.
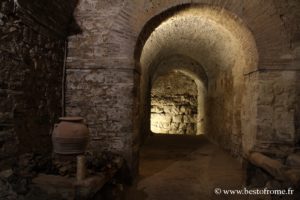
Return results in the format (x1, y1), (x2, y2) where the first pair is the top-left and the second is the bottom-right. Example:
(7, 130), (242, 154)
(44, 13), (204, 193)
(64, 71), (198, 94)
(52, 117), (89, 154)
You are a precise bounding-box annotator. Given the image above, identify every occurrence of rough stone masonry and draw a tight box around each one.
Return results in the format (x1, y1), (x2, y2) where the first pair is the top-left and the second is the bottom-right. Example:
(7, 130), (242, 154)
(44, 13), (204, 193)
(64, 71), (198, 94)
(0, 0), (77, 169)
(66, 0), (300, 175)
(151, 71), (198, 135)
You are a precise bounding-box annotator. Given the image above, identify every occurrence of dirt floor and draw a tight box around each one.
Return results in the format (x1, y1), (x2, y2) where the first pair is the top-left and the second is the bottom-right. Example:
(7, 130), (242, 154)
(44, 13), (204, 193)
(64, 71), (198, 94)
(123, 134), (246, 200)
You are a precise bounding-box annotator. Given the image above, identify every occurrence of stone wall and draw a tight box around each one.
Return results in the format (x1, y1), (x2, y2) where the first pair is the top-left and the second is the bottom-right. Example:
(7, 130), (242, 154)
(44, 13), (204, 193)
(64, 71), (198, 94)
(66, 0), (300, 174)
(0, 0), (76, 169)
(241, 72), (259, 157)
(151, 71), (197, 135)
(206, 70), (239, 155)
(65, 0), (137, 172)
(0, 0), (298, 182)
(254, 71), (300, 158)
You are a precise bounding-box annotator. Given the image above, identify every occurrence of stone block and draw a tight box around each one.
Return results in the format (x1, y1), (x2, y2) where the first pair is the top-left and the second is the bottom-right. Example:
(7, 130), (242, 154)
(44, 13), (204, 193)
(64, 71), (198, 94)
(248, 152), (286, 180)
(151, 113), (171, 123)
(161, 122), (171, 129)
(183, 115), (196, 123)
(179, 106), (186, 113)
(151, 106), (163, 113)
(171, 106), (180, 114)
(172, 115), (182, 123)
(257, 124), (277, 141)
(169, 122), (179, 131)
(163, 106), (173, 113)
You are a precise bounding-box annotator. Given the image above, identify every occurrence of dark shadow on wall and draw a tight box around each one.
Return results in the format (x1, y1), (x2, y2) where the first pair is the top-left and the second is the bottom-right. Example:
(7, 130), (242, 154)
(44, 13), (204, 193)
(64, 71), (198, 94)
(0, 0), (81, 169)
(67, 0), (82, 36)
(295, 72), (300, 147)
(16, 0), (82, 37)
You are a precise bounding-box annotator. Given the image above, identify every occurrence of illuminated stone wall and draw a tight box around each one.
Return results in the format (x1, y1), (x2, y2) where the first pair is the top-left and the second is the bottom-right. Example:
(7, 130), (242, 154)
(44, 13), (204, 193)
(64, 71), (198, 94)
(151, 71), (197, 135)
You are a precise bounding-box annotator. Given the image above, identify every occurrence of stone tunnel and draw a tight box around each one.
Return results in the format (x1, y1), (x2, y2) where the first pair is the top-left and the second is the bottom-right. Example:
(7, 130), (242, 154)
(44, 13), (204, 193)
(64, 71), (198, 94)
(1, 0), (300, 199)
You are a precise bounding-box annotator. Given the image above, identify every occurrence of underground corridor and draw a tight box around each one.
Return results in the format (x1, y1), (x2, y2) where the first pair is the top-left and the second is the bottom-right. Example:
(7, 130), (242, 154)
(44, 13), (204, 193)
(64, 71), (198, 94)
(1, 1), (300, 200)
(133, 5), (259, 161)
(124, 3), (299, 199)
(127, 5), (259, 199)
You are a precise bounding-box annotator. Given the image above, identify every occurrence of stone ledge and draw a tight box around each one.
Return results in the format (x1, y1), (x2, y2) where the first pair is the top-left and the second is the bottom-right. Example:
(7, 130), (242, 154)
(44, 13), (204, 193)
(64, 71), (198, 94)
(249, 152), (300, 187)
(32, 169), (120, 200)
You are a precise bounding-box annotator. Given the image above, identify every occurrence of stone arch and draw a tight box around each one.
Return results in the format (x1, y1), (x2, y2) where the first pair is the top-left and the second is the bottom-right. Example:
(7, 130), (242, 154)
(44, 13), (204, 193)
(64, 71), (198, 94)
(151, 54), (208, 88)
(132, 3), (259, 157)
(112, 0), (291, 69)
(66, 0), (298, 175)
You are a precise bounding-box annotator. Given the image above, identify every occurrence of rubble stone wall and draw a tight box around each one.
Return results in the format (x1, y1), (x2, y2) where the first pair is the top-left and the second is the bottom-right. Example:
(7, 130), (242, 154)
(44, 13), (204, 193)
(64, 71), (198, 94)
(151, 71), (198, 135)
(0, 0), (76, 169)
(254, 71), (300, 158)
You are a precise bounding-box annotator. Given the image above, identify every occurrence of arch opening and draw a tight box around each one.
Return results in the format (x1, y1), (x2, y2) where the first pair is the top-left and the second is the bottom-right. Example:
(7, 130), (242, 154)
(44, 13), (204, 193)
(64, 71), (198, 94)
(134, 4), (258, 159)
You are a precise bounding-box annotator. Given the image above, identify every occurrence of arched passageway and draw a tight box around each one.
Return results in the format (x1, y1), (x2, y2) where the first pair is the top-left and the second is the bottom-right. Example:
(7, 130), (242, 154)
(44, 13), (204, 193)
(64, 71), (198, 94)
(58, 0), (300, 198)
(129, 4), (258, 198)
(134, 4), (258, 160)
(64, 0), (300, 184)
